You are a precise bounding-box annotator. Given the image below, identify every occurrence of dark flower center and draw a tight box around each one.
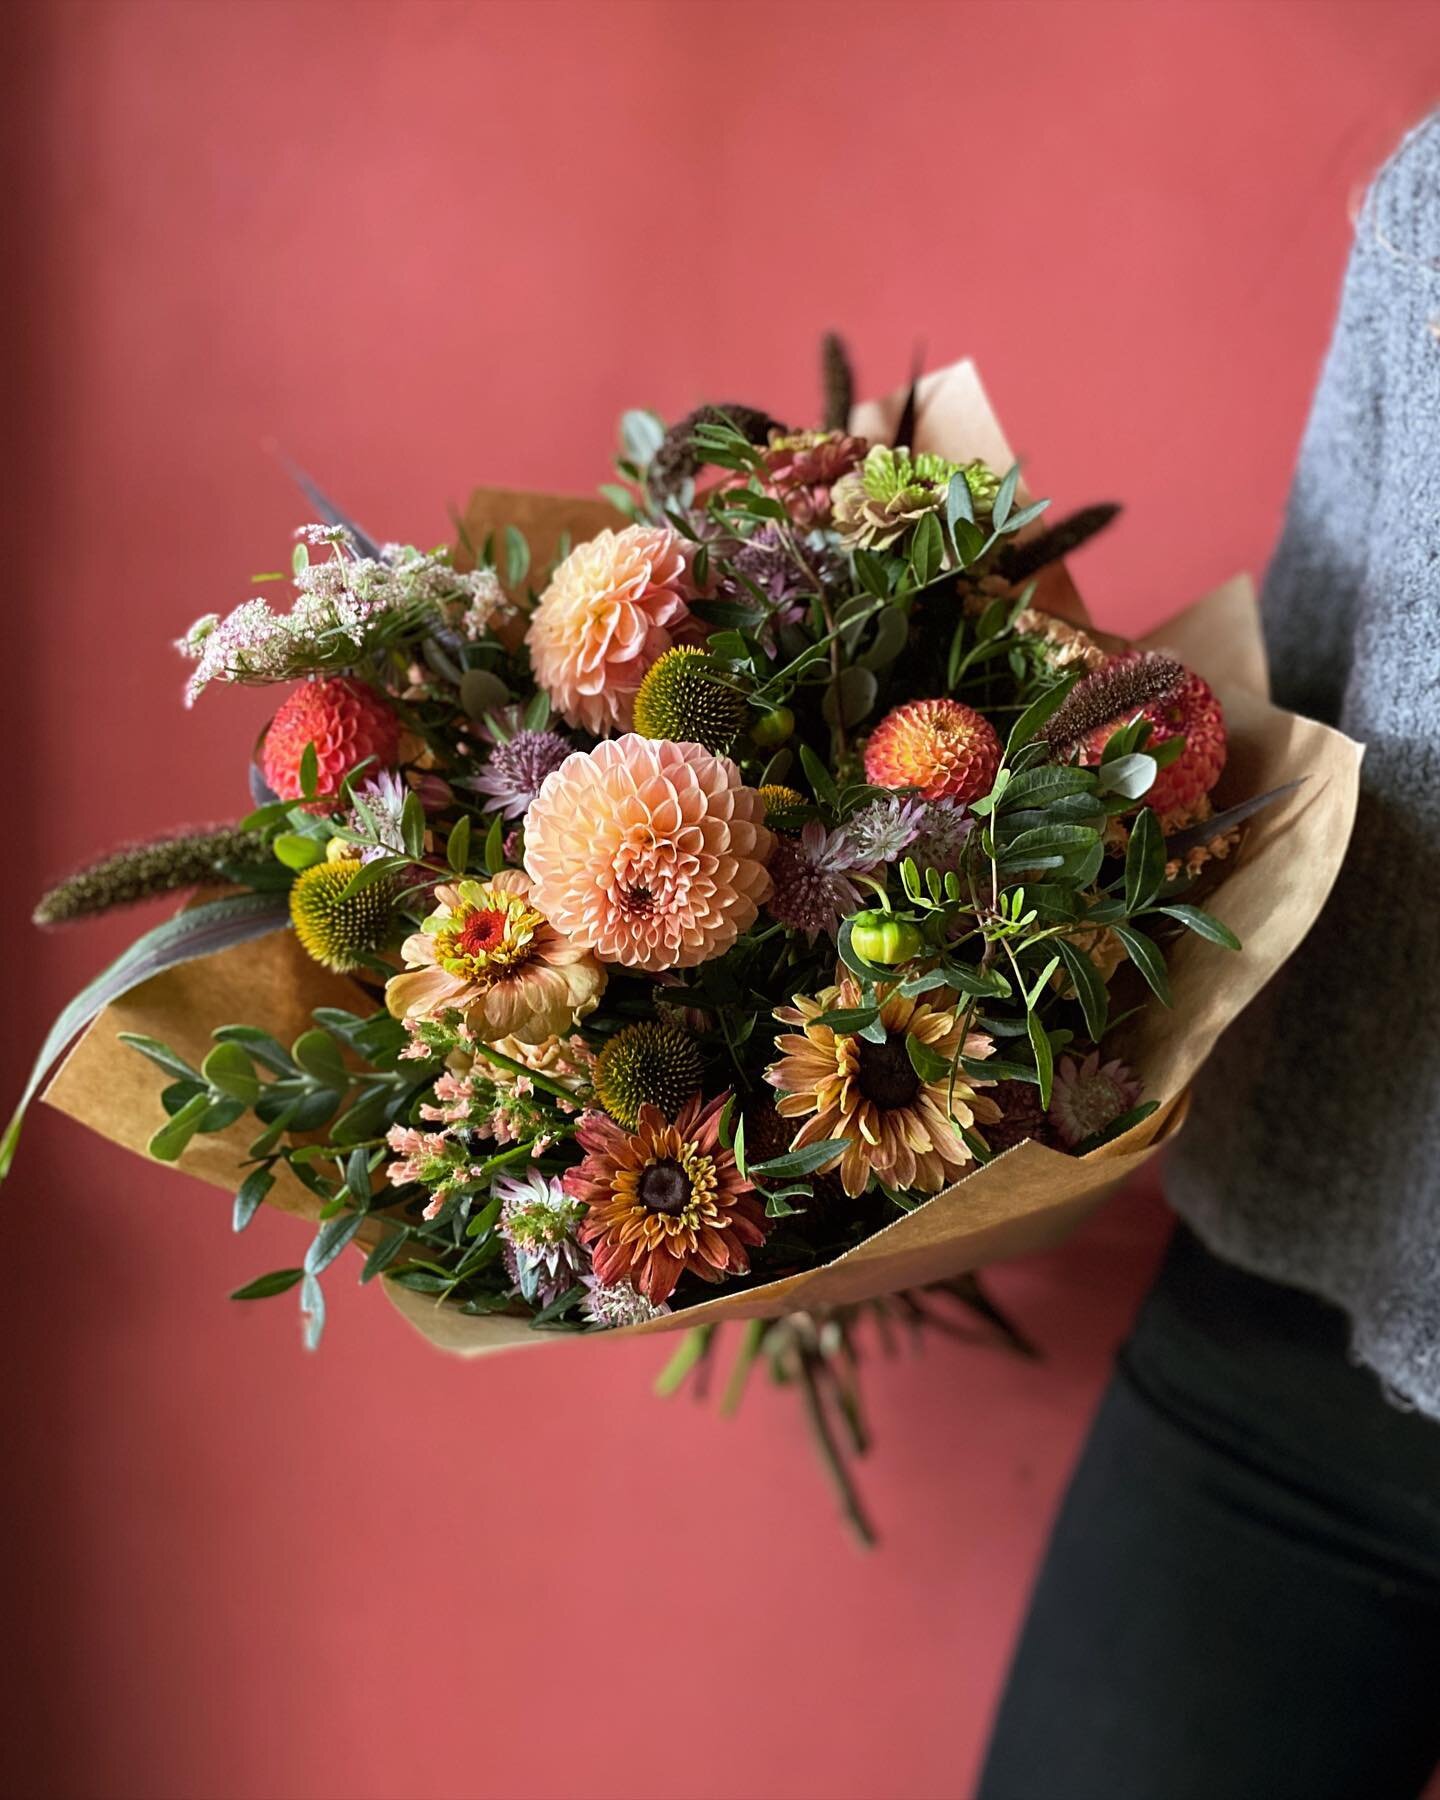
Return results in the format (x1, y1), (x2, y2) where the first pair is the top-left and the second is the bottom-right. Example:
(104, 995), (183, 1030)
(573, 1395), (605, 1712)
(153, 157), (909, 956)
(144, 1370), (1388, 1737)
(855, 1033), (921, 1110)
(638, 1156), (692, 1214)
(621, 883), (654, 915)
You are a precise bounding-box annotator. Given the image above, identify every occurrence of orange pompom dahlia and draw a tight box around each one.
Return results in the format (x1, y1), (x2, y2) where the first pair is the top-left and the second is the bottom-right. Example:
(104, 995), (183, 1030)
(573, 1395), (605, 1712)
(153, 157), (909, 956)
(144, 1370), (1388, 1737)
(522, 735), (773, 973)
(525, 524), (695, 734)
(260, 675), (400, 805)
(863, 698), (1002, 805)
(567, 1093), (768, 1304)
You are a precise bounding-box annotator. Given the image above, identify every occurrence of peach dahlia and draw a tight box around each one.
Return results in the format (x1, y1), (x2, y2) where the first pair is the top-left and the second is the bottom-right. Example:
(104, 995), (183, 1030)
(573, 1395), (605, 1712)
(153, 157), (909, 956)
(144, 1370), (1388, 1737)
(525, 523), (695, 734)
(522, 735), (773, 973)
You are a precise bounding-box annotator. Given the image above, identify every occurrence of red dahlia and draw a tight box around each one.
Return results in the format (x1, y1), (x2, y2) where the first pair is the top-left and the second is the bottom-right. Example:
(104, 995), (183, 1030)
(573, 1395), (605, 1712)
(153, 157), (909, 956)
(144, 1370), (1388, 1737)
(260, 676), (401, 807)
(864, 698), (1002, 805)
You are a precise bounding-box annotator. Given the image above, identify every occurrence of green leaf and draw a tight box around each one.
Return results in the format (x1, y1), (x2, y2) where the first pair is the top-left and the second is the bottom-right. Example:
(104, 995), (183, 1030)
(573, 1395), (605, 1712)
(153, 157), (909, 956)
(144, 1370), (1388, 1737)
(117, 1034), (202, 1083)
(1054, 938), (1110, 1042)
(360, 1230), (409, 1283)
(798, 743), (838, 809)
(1154, 903), (1241, 951)
(748, 1138), (851, 1180)
(813, 1005), (881, 1034)
(213, 1025), (294, 1076)
(272, 832), (325, 871)
(291, 1028), (347, 1085)
(991, 465), (1021, 532)
(997, 765), (1098, 810)
(231, 1267), (304, 1301)
(504, 525), (530, 589)
(1005, 671), (1080, 758)
(620, 408), (665, 468)
(300, 1272), (326, 1350)
(945, 469), (975, 534)
(3, 891), (291, 1180)
(905, 1033), (952, 1084)
(305, 1211), (364, 1277)
(1095, 752), (1157, 801)
(298, 741), (320, 801)
(147, 1092), (212, 1162)
(1027, 1010), (1055, 1109)
(446, 815), (472, 875)
(911, 512), (944, 585)
(481, 814), (504, 877)
(1111, 922), (1173, 1006)
(1074, 1100), (1161, 1155)
(822, 665), (878, 729)
(201, 1041), (261, 1104)
(400, 792), (426, 861)
(233, 1166), (275, 1232)
(1124, 808), (1166, 914)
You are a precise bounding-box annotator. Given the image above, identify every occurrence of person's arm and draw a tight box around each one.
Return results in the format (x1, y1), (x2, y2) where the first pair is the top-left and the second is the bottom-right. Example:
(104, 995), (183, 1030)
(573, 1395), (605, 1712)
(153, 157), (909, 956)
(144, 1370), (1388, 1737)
(1261, 111), (1440, 725)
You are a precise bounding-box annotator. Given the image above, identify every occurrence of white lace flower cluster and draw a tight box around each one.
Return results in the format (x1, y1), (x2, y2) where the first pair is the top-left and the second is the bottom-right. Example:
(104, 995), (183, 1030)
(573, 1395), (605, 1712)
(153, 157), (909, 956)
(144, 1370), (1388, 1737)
(176, 528), (512, 704)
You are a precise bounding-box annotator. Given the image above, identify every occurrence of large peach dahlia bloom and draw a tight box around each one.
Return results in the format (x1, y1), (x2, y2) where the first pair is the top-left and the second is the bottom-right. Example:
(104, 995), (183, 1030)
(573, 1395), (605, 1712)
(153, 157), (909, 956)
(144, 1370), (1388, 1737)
(385, 870), (605, 1044)
(526, 524), (694, 734)
(523, 735), (773, 973)
(765, 977), (1000, 1197)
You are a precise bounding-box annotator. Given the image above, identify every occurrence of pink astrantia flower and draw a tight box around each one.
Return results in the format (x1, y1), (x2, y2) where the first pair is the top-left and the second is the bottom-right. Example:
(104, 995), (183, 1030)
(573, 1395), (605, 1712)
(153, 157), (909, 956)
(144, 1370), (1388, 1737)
(523, 735), (773, 973)
(1047, 1051), (1143, 1148)
(525, 524), (696, 734)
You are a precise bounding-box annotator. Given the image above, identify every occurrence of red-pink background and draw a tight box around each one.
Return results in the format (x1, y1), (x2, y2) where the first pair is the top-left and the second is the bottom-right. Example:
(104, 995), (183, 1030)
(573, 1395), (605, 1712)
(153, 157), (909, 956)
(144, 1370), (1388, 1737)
(5, 5), (1437, 1797)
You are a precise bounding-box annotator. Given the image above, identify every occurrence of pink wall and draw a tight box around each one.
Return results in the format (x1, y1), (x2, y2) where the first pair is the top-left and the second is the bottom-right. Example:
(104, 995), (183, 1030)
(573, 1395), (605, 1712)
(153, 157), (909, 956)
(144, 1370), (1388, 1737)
(5, 4), (1436, 1797)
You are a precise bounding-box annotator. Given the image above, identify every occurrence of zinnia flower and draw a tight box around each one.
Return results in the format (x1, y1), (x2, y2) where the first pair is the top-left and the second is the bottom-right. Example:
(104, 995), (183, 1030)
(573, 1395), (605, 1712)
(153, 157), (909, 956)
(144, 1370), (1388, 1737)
(523, 735), (773, 973)
(525, 524), (695, 734)
(385, 870), (605, 1044)
(567, 1092), (768, 1304)
(1047, 1051), (1142, 1148)
(766, 978), (1000, 1197)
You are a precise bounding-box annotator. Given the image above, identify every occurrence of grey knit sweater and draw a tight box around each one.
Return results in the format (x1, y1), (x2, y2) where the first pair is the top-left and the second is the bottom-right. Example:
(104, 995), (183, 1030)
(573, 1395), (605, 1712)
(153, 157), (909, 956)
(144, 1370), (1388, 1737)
(1166, 113), (1440, 1418)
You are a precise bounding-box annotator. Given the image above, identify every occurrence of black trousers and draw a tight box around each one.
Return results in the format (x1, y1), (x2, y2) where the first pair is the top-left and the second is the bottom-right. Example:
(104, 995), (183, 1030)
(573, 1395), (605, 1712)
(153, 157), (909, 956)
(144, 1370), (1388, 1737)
(978, 1227), (1440, 1800)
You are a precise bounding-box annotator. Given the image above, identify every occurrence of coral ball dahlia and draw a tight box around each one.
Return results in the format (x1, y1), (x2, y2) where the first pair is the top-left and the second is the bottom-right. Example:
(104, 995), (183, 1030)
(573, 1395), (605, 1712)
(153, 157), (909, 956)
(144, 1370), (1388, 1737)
(567, 1093), (768, 1305)
(863, 697), (1002, 805)
(522, 735), (773, 973)
(1076, 651), (1227, 818)
(525, 524), (695, 734)
(261, 675), (400, 806)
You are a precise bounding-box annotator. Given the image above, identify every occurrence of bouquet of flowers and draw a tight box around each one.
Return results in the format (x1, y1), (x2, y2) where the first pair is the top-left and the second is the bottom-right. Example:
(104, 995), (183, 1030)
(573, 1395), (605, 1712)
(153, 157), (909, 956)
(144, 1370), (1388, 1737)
(8, 351), (1360, 1539)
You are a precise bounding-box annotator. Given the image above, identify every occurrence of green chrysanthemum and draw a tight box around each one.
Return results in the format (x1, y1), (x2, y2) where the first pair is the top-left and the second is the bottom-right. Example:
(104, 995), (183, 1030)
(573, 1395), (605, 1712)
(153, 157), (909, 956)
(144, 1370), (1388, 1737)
(631, 648), (747, 754)
(593, 1021), (705, 1130)
(289, 857), (394, 972)
(832, 446), (1000, 551)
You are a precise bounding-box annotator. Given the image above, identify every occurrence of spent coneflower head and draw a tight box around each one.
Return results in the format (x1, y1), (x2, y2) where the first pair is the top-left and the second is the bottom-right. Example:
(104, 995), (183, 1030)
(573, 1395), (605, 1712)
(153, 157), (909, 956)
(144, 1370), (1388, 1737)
(567, 1092), (768, 1305)
(765, 977), (1000, 1198)
(384, 870), (605, 1045)
(593, 1020), (705, 1129)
